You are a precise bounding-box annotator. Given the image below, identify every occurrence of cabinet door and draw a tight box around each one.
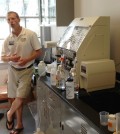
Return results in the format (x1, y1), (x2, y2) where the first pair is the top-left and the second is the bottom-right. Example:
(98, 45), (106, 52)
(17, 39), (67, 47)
(37, 100), (50, 132)
(61, 104), (79, 134)
(37, 81), (50, 132)
(37, 80), (62, 134)
(56, 0), (74, 26)
(61, 123), (76, 134)
(46, 90), (62, 134)
(61, 101), (99, 134)
(45, 105), (61, 134)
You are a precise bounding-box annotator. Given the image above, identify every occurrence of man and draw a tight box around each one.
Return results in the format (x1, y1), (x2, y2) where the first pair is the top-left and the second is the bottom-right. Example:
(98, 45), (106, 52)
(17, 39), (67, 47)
(1, 11), (42, 134)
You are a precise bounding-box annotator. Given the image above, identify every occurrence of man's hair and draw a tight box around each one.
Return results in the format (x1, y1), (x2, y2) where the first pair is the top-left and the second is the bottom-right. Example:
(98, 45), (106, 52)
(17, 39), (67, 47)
(7, 11), (20, 19)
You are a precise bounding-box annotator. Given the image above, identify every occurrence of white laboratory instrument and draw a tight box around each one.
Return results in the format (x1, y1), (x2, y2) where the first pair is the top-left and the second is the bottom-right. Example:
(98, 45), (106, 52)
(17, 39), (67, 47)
(57, 16), (116, 92)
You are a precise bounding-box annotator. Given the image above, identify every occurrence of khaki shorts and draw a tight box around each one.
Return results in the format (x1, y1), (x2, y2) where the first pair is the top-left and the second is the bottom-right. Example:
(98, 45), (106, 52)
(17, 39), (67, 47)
(7, 65), (34, 98)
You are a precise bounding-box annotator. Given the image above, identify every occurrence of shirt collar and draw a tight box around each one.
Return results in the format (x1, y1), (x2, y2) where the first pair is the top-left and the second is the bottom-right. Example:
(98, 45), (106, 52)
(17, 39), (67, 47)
(10, 27), (26, 38)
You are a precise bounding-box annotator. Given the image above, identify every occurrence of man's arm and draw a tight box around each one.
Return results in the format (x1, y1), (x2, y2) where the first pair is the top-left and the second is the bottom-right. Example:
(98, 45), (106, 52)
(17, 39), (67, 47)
(17, 49), (42, 66)
(1, 55), (20, 62)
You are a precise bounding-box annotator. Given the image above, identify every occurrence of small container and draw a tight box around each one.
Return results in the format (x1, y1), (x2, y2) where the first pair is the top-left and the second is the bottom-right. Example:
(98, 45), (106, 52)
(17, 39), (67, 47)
(108, 114), (116, 132)
(99, 111), (109, 126)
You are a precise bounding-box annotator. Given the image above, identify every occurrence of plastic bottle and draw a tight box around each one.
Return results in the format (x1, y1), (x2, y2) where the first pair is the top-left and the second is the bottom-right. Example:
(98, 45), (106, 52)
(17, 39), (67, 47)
(108, 114), (116, 132)
(66, 73), (74, 99)
(50, 67), (57, 86)
(38, 61), (46, 76)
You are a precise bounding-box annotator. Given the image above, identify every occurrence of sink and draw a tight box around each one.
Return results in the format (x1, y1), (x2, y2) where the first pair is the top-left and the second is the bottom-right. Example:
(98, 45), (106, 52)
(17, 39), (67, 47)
(79, 87), (120, 114)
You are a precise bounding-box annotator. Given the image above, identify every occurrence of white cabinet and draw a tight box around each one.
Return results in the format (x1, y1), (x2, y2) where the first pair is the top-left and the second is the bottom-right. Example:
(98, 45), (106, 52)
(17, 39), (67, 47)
(41, 0), (74, 26)
(36, 78), (99, 134)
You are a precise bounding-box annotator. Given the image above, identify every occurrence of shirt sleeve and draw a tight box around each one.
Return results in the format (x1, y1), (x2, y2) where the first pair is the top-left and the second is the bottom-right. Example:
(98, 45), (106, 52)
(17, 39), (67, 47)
(1, 38), (10, 56)
(31, 32), (42, 50)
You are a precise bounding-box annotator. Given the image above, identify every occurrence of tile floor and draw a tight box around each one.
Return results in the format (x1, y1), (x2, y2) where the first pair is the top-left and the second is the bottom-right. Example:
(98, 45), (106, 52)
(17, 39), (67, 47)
(0, 102), (36, 134)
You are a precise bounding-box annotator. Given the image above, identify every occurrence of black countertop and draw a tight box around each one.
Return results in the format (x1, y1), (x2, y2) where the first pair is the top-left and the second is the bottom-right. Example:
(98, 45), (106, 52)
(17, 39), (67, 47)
(38, 76), (119, 134)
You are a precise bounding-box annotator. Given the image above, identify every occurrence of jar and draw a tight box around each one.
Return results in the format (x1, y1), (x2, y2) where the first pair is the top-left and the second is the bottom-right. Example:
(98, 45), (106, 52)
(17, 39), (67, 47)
(108, 114), (116, 132)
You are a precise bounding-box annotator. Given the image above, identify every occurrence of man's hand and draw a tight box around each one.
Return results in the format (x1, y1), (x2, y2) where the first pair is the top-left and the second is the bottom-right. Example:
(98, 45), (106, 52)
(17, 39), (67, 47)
(17, 58), (28, 66)
(10, 54), (20, 62)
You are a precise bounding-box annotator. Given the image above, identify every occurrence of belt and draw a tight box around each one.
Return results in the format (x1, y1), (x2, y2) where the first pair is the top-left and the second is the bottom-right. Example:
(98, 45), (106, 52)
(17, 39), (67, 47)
(11, 64), (33, 71)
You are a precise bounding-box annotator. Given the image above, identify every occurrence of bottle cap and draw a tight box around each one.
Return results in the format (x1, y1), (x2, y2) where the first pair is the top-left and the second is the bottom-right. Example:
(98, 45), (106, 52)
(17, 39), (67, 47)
(40, 61), (44, 63)
(109, 114), (116, 119)
(58, 65), (62, 70)
(67, 77), (73, 81)
(70, 68), (76, 76)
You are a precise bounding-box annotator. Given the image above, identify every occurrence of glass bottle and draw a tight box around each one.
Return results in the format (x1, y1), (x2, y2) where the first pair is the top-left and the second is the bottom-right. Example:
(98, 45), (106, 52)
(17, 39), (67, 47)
(56, 65), (66, 91)
(70, 67), (79, 95)
(66, 73), (74, 99)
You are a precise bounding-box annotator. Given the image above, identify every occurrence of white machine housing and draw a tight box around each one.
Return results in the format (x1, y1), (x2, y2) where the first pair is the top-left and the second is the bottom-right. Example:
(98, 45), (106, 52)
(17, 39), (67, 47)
(57, 16), (116, 92)
(80, 59), (115, 92)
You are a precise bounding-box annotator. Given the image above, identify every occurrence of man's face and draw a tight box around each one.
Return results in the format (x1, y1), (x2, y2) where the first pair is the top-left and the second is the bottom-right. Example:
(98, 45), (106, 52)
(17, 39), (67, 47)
(7, 13), (20, 28)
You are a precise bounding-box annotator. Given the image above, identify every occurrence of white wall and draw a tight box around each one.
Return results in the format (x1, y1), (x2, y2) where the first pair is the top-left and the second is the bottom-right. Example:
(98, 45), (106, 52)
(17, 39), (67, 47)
(51, 26), (67, 42)
(74, 0), (120, 72)
(50, 26), (67, 57)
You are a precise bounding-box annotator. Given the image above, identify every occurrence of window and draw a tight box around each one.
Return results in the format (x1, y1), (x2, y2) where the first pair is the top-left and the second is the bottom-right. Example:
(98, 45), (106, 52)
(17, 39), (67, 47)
(41, 0), (56, 25)
(0, 0), (41, 57)
(0, 0), (56, 59)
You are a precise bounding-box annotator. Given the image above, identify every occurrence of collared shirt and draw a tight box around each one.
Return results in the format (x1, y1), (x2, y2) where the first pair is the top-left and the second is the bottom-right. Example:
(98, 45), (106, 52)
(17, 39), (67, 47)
(1, 27), (41, 68)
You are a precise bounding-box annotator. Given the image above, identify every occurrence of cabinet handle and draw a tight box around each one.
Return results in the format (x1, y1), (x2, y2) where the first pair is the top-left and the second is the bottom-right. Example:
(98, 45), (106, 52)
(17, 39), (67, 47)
(61, 124), (64, 130)
(60, 121), (62, 127)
